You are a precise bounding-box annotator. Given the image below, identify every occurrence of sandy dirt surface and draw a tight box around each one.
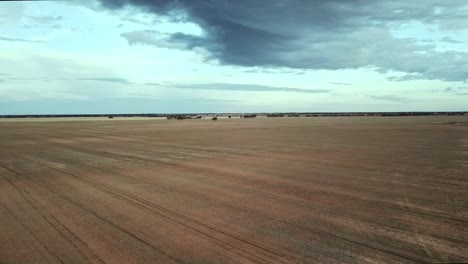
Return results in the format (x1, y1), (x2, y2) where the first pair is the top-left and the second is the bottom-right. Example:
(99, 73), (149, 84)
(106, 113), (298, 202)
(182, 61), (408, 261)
(0, 116), (467, 263)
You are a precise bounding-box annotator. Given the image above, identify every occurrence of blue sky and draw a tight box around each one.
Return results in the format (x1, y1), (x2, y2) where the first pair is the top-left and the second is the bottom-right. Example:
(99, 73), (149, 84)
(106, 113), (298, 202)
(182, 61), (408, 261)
(0, 0), (467, 114)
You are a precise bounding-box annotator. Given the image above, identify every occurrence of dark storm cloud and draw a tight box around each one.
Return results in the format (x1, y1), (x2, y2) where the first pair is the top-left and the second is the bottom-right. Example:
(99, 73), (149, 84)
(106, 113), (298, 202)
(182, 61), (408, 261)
(120, 16), (159, 26)
(121, 30), (204, 49)
(99, 0), (468, 81)
(157, 83), (331, 94)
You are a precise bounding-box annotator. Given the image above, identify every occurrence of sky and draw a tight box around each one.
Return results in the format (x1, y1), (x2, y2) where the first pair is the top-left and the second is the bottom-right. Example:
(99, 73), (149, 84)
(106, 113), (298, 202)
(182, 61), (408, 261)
(0, 0), (467, 114)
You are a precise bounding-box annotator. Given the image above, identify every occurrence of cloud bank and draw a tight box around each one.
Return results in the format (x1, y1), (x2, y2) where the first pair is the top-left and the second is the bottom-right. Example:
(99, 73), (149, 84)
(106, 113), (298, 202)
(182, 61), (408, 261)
(157, 83), (331, 94)
(367, 95), (409, 102)
(0, 35), (42, 43)
(96, 0), (468, 82)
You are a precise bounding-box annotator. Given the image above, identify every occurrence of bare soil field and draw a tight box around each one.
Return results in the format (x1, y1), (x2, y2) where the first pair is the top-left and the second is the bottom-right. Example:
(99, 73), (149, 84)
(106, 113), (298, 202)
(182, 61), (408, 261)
(0, 116), (467, 263)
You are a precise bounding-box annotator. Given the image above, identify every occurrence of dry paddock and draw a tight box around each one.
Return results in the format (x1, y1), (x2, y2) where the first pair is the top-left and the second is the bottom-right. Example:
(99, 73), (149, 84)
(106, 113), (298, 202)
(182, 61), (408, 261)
(0, 116), (467, 264)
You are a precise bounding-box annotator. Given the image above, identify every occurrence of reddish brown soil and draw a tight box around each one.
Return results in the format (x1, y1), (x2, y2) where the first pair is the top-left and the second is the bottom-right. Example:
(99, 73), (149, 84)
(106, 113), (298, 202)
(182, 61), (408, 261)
(0, 116), (467, 263)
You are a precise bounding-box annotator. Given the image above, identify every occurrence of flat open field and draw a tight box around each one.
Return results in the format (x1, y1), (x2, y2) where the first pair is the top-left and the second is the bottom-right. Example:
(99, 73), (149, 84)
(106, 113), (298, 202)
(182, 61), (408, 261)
(0, 116), (467, 263)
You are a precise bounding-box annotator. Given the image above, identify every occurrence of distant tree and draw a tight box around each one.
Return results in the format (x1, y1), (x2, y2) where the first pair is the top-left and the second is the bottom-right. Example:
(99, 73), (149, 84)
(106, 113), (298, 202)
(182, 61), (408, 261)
(267, 114), (284, 117)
